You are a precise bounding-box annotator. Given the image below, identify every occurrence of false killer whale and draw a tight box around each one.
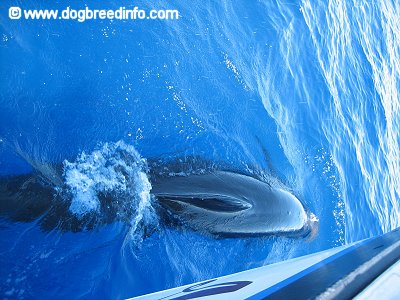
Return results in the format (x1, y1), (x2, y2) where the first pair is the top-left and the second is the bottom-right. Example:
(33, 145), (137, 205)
(152, 171), (318, 238)
(0, 169), (318, 239)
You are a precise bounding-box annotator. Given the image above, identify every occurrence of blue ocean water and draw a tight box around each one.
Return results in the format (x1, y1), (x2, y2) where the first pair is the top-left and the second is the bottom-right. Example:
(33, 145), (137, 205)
(0, 0), (399, 298)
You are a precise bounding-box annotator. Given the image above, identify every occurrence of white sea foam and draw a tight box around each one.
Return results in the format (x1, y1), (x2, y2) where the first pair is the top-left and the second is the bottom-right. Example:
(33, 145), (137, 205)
(63, 141), (157, 239)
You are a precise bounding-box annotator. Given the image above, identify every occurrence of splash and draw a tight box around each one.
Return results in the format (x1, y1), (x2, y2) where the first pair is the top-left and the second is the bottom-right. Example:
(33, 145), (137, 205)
(63, 141), (157, 239)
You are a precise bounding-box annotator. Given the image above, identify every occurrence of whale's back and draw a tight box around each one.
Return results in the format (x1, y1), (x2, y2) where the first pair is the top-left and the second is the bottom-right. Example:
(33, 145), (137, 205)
(152, 171), (315, 237)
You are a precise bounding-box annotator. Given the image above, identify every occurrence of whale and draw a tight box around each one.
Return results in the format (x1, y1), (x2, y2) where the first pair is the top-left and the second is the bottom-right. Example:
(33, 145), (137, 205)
(152, 171), (318, 238)
(0, 170), (318, 239)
